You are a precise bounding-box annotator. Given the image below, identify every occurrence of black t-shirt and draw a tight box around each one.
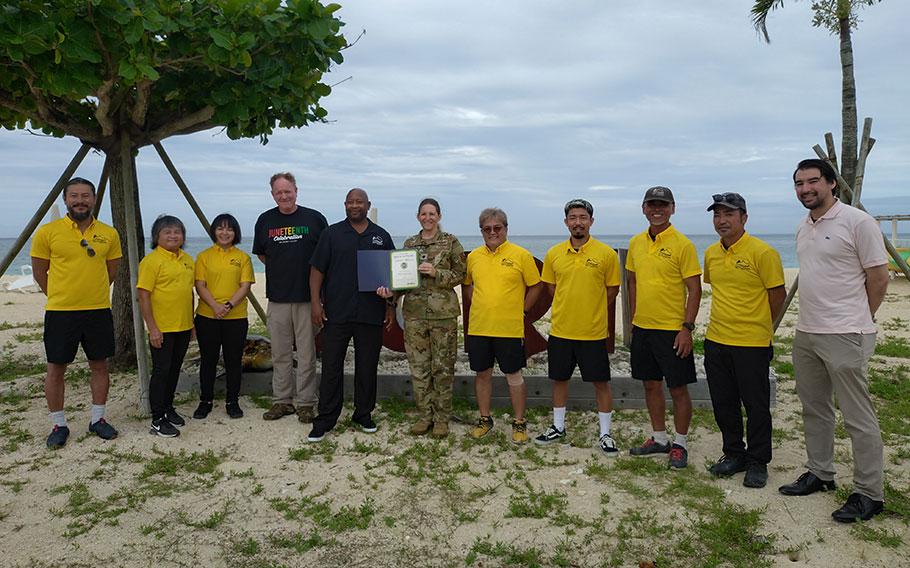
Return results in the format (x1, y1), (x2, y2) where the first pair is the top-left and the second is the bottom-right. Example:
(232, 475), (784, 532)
(252, 205), (328, 302)
(310, 219), (395, 325)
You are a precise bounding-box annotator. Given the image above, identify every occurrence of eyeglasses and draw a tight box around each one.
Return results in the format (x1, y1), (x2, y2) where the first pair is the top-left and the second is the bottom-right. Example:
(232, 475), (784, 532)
(80, 239), (96, 257)
(480, 225), (505, 234)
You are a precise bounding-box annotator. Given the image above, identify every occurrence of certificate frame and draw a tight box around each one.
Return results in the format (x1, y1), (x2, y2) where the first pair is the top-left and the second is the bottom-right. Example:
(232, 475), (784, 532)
(389, 249), (420, 290)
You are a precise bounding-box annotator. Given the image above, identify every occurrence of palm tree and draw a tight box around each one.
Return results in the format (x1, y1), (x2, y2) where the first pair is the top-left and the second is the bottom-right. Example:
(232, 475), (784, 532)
(752, 0), (880, 190)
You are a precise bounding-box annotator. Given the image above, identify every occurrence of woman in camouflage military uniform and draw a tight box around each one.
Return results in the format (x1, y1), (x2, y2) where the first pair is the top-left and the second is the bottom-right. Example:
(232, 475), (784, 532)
(379, 198), (466, 438)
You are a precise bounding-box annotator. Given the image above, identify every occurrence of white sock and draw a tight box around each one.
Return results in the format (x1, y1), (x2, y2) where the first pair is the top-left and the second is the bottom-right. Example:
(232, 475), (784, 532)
(553, 407), (566, 431)
(598, 411), (612, 437)
(653, 430), (669, 445)
(50, 411), (67, 428)
(90, 404), (106, 425)
(674, 433), (688, 449)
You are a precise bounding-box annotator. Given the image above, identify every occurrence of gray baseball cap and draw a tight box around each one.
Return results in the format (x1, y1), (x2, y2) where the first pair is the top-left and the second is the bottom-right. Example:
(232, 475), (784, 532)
(707, 192), (747, 213)
(642, 186), (674, 203)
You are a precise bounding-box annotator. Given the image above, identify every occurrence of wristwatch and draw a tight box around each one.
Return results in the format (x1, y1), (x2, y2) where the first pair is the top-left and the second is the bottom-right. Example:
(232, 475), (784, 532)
(225, 301), (234, 310)
(682, 322), (695, 331)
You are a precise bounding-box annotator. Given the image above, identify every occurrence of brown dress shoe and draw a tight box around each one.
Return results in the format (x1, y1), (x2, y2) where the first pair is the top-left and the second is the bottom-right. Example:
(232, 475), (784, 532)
(262, 403), (295, 421)
(296, 406), (315, 423)
(409, 420), (432, 436)
(430, 421), (449, 439)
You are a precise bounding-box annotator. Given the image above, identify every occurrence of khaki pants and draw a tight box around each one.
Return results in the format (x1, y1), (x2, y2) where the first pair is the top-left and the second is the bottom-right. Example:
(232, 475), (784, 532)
(793, 331), (883, 501)
(267, 301), (318, 407)
(404, 318), (457, 423)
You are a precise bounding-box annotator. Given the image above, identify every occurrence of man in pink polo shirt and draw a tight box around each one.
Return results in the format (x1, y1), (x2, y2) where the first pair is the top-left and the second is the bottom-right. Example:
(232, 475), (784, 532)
(778, 158), (889, 523)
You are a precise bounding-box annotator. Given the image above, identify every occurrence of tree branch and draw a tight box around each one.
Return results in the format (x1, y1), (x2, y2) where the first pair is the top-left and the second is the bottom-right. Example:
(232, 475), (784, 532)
(0, 93), (100, 142)
(147, 105), (215, 143)
(95, 78), (116, 136)
(130, 79), (152, 127)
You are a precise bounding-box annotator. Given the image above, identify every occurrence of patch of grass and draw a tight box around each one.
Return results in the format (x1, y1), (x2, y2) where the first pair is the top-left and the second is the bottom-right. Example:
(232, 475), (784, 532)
(506, 481), (568, 520)
(868, 365), (910, 437)
(248, 393), (273, 410)
(139, 447), (225, 480)
(0, 479), (27, 493)
(691, 408), (720, 433)
(13, 330), (42, 342)
(0, 321), (41, 331)
(390, 440), (471, 491)
(884, 479), (910, 520)
(0, 417), (32, 453)
(875, 336), (910, 358)
(772, 359), (794, 377)
(288, 440), (337, 463)
(0, 350), (46, 382)
(692, 335), (705, 355)
(881, 317), (908, 332)
(269, 492), (376, 533)
(466, 536), (545, 568)
(0, 388), (30, 409)
(267, 530), (331, 553)
(376, 395), (414, 424)
(233, 537), (260, 556)
(177, 505), (229, 529)
(850, 523), (903, 548)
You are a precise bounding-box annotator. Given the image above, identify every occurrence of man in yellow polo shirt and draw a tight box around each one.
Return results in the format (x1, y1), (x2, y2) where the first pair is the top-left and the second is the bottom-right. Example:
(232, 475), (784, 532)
(626, 186), (702, 469)
(703, 193), (785, 488)
(534, 199), (621, 455)
(30, 177), (122, 449)
(464, 207), (542, 444)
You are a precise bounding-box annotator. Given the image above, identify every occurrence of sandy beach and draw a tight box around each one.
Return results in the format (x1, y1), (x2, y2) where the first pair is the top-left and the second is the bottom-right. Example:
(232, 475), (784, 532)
(1, 269), (909, 567)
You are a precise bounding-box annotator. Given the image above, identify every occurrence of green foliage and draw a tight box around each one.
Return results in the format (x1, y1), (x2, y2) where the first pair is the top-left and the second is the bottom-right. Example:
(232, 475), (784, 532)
(868, 365), (910, 437)
(0, 0), (346, 147)
(875, 336), (910, 358)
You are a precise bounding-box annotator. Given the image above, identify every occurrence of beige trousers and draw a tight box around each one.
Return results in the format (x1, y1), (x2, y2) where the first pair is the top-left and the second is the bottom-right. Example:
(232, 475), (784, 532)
(793, 331), (883, 501)
(267, 302), (319, 407)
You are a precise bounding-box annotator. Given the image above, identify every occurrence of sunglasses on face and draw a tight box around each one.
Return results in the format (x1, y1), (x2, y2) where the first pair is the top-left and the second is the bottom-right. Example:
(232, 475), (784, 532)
(480, 225), (505, 234)
(80, 239), (96, 257)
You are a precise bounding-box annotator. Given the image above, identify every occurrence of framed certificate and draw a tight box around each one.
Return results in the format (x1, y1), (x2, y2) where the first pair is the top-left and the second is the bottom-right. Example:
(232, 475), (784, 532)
(390, 249), (420, 290)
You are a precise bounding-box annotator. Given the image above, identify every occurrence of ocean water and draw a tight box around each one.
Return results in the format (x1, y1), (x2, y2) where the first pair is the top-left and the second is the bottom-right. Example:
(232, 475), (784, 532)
(3, 232), (909, 277)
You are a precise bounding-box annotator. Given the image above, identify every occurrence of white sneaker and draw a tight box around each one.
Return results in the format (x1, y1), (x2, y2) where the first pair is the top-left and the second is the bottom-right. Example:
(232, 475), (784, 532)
(598, 433), (619, 457)
(534, 424), (566, 445)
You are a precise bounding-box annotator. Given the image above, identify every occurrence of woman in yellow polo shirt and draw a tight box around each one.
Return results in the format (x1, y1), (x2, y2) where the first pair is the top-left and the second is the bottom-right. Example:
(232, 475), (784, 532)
(192, 213), (254, 420)
(137, 215), (195, 438)
(378, 198), (466, 438)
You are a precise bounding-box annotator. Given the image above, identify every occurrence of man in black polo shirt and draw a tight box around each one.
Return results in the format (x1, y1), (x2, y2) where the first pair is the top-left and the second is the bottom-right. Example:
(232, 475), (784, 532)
(307, 188), (395, 441)
(252, 172), (328, 424)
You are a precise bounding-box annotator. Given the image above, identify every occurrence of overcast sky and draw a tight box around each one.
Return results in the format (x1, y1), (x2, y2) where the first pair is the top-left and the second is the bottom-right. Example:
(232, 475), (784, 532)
(2, 1), (908, 238)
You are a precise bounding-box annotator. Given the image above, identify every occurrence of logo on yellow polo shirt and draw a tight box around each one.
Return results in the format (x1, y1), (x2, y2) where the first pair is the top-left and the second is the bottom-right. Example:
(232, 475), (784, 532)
(90, 234), (110, 244)
(657, 247), (672, 258)
(230, 258), (242, 267)
(501, 258), (515, 267)
(735, 259), (753, 271)
(585, 258), (600, 268)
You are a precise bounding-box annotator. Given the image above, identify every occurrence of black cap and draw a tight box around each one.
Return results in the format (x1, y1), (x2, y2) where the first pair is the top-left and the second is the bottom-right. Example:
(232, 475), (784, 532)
(564, 198), (593, 216)
(642, 186), (674, 203)
(707, 192), (747, 213)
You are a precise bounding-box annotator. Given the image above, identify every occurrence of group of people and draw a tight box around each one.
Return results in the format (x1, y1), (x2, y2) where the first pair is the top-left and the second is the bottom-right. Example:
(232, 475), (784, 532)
(29, 158), (889, 523)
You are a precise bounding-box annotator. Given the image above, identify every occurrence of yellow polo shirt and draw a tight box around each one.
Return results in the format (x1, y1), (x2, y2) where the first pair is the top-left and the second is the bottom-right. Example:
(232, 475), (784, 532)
(625, 225), (701, 331)
(137, 247), (195, 332)
(704, 233), (784, 347)
(194, 245), (255, 320)
(30, 216), (122, 311)
(542, 238), (620, 340)
(465, 241), (541, 338)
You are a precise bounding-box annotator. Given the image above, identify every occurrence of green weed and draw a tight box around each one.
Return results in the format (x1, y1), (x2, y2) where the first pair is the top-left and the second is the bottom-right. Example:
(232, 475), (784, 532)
(267, 530), (331, 553)
(875, 336), (910, 358)
(0, 418), (32, 453)
(850, 523), (903, 548)
(288, 440), (337, 463)
(466, 536), (545, 568)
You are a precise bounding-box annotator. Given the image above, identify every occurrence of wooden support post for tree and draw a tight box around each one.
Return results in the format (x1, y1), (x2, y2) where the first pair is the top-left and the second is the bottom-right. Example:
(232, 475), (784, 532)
(824, 132), (839, 174)
(812, 145), (910, 280)
(0, 143), (91, 277)
(120, 134), (152, 414)
(92, 156), (111, 218)
(618, 248), (632, 348)
(852, 117), (873, 204)
(152, 141), (268, 325)
(772, 275), (797, 333)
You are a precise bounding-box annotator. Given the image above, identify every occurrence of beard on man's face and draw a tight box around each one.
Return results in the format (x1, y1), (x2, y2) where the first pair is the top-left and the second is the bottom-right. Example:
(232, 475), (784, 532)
(67, 205), (91, 221)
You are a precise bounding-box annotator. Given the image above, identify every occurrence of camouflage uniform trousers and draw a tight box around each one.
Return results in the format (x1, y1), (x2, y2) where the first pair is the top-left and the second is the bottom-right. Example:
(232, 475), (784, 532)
(404, 317), (458, 423)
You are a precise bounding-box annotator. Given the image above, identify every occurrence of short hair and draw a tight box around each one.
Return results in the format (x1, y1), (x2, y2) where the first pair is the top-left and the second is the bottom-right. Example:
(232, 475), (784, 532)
(478, 207), (508, 227)
(209, 213), (242, 245)
(64, 177), (96, 196)
(564, 198), (593, 217)
(418, 197), (441, 215)
(150, 215), (187, 250)
(270, 172), (297, 189)
(793, 159), (837, 184)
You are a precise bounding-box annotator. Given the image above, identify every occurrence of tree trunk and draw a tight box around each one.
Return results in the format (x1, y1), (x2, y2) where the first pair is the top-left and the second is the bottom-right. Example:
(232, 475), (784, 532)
(107, 150), (146, 370)
(839, 16), (858, 193)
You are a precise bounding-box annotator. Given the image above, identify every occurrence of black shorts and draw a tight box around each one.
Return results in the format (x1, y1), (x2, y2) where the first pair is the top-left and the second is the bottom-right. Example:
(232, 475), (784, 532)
(630, 326), (696, 388)
(547, 336), (611, 382)
(44, 309), (115, 364)
(466, 335), (526, 374)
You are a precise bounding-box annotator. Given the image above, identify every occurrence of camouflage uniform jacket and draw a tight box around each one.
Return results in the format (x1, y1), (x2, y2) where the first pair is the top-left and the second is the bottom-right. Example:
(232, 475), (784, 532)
(400, 230), (466, 320)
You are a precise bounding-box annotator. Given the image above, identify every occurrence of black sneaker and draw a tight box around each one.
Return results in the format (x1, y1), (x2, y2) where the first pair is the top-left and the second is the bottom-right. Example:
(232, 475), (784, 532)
(192, 401), (213, 419)
(226, 402), (244, 419)
(629, 437), (671, 456)
(46, 425), (70, 449)
(708, 454), (748, 478)
(149, 418), (180, 438)
(353, 416), (378, 433)
(743, 463), (768, 488)
(307, 426), (328, 443)
(88, 418), (118, 440)
(534, 424), (566, 445)
(165, 408), (186, 426)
